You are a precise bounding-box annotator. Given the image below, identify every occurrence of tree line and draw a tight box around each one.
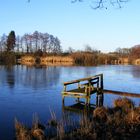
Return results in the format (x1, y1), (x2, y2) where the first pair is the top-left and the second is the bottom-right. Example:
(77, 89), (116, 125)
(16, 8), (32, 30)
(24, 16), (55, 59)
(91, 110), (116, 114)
(0, 30), (140, 65)
(0, 30), (62, 54)
(115, 45), (140, 59)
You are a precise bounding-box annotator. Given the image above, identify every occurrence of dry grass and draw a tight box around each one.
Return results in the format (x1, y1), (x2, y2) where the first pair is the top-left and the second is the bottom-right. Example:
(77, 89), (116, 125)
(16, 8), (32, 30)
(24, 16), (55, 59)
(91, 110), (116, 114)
(15, 119), (32, 140)
(15, 98), (140, 140)
(40, 56), (73, 62)
(125, 107), (140, 124)
(93, 107), (108, 122)
(21, 55), (74, 65)
(15, 115), (46, 140)
(114, 97), (134, 113)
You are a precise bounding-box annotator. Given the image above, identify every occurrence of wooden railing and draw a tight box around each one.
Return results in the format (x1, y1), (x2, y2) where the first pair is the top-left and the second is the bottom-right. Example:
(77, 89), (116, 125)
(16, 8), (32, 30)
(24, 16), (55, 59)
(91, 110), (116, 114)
(62, 74), (103, 105)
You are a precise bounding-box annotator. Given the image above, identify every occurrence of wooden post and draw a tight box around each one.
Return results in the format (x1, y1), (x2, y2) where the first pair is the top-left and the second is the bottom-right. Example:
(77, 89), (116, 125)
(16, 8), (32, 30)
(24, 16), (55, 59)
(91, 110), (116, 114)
(100, 74), (103, 90)
(97, 81), (99, 91)
(96, 94), (99, 107)
(96, 92), (104, 107)
(78, 82), (80, 89)
(88, 80), (91, 96)
(63, 85), (66, 92)
(98, 93), (104, 107)
(96, 74), (104, 107)
(62, 96), (65, 105)
(62, 85), (66, 105)
(86, 96), (90, 106)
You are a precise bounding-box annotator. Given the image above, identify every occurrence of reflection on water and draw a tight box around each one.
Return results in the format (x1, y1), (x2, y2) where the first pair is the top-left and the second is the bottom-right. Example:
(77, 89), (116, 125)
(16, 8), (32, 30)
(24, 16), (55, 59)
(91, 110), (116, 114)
(62, 94), (104, 116)
(0, 65), (61, 89)
(5, 66), (15, 88)
(131, 65), (140, 78)
(0, 65), (140, 140)
(19, 66), (61, 89)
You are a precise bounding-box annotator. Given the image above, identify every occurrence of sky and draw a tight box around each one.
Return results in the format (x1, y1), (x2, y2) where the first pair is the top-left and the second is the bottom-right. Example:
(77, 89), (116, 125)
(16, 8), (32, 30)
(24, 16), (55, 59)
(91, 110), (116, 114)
(0, 0), (140, 52)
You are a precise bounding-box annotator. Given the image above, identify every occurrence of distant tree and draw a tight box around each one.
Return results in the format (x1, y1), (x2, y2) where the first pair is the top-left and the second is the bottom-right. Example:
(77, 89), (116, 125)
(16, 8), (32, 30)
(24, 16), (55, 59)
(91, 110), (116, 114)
(84, 45), (93, 53)
(0, 34), (7, 52)
(41, 33), (49, 53)
(130, 45), (140, 59)
(33, 31), (40, 51)
(49, 35), (55, 53)
(0, 37), (2, 53)
(115, 47), (131, 57)
(53, 37), (62, 54)
(6, 31), (16, 52)
(67, 47), (75, 54)
(16, 35), (20, 52)
(84, 44), (98, 53)
(23, 34), (29, 53)
(22, 33), (33, 53)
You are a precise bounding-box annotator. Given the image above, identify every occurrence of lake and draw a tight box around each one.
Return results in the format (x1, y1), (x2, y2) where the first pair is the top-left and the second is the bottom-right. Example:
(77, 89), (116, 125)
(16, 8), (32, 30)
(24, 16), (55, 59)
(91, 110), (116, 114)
(0, 65), (140, 140)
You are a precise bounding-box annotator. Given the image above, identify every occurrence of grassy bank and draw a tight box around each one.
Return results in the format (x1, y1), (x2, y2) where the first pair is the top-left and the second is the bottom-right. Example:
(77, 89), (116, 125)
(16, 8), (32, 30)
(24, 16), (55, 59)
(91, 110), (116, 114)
(15, 97), (140, 140)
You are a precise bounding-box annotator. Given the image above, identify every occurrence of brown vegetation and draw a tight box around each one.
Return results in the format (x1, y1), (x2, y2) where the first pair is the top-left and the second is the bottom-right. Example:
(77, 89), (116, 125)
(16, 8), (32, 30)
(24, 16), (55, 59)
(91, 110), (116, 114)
(21, 55), (74, 66)
(0, 52), (16, 64)
(114, 97), (134, 113)
(15, 97), (140, 140)
(70, 52), (117, 65)
(130, 45), (140, 59)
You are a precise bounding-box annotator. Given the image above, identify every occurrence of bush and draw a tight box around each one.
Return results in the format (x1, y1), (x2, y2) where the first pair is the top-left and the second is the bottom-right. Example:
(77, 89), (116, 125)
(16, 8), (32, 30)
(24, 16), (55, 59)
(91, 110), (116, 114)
(0, 52), (16, 64)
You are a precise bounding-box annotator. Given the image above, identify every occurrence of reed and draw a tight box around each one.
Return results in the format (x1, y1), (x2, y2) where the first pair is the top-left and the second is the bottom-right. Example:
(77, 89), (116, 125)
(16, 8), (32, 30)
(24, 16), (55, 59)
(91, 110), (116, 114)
(125, 107), (140, 124)
(93, 107), (108, 122)
(15, 119), (32, 140)
(15, 98), (140, 140)
(114, 97), (134, 113)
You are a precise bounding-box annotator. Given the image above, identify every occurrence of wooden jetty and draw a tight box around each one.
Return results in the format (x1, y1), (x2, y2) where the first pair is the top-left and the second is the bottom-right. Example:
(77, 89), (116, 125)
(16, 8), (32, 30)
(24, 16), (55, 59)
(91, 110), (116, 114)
(62, 74), (104, 105)
(62, 74), (140, 106)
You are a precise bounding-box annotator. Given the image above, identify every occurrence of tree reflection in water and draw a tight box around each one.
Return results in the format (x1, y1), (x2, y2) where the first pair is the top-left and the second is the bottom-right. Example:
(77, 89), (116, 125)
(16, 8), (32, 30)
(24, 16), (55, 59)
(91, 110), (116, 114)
(16, 65), (61, 89)
(5, 65), (15, 88)
(62, 93), (104, 119)
(131, 66), (140, 79)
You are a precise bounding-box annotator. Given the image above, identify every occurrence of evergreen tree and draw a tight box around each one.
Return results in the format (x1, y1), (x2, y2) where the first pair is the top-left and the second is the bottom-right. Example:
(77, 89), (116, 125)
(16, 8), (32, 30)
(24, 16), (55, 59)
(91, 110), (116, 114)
(7, 31), (16, 52)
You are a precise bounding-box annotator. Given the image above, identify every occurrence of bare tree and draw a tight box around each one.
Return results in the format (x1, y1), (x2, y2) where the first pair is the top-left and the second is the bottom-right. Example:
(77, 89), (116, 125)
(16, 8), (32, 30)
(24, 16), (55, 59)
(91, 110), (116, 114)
(53, 37), (62, 54)
(28, 0), (128, 9)
(20, 36), (24, 53)
(23, 34), (31, 53)
(49, 35), (55, 53)
(71, 0), (129, 9)
(84, 45), (93, 53)
(15, 35), (20, 52)
(33, 31), (40, 52)
(67, 47), (75, 54)
(130, 45), (140, 59)
(0, 36), (2, 53)
(41, 33), (49, 53)
(1, 34), (7, 51)
(115, 47), (131, 57)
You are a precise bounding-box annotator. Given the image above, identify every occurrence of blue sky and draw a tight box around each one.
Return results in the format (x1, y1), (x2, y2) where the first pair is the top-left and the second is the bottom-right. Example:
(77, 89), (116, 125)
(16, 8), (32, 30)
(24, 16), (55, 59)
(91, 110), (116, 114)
(0, 0), (140, 52)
